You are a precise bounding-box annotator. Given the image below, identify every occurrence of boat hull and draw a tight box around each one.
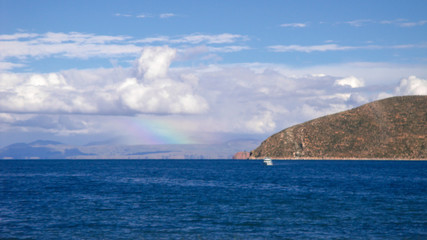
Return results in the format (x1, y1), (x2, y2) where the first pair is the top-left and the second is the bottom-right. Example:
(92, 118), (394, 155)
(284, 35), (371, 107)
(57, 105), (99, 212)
(263, 158), (273, 166)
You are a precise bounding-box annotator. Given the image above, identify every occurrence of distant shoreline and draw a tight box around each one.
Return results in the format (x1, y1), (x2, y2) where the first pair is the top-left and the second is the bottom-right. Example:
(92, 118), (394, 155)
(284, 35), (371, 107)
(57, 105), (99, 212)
(249, 157), (427, 161)
(1, 158), (427, 161)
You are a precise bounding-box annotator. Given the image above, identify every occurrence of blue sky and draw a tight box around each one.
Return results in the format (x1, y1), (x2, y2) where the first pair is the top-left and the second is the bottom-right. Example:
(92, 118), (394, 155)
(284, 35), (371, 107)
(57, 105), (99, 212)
(2, 0), (427, 70)
(0, 0), (426, 146)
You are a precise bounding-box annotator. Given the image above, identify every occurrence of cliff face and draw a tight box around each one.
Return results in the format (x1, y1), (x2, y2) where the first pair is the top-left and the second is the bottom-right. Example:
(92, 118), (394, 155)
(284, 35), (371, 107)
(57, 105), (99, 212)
(250, 96), (427, 160)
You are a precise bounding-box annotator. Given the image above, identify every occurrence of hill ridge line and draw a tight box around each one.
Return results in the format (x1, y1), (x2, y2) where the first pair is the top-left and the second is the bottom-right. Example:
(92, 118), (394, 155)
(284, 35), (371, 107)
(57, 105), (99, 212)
(249, 96), (427, 160)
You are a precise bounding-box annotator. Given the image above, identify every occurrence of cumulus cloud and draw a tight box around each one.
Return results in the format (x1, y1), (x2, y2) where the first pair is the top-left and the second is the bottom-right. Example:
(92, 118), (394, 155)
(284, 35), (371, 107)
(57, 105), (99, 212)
(118, 77), (208, 114)
(395, 76), (427, 95)
(297, 103), (349, 120)
(245, 112), (276, 133)
(0, 61), (24, 71)
(137, 46), (176, 79)
(167, 65), (426, 136)
(0, 46), (208, 115)
(170, 66), (357, 134)
(334, 76), (365, 88)
(0, 72), (97, 114)
(2, 43), (426, 144)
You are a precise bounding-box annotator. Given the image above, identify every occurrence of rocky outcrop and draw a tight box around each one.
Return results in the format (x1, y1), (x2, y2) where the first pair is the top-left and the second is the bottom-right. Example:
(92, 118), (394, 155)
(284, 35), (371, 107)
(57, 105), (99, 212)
(233, 151), (251, 159)
(250, 96), (427, 160)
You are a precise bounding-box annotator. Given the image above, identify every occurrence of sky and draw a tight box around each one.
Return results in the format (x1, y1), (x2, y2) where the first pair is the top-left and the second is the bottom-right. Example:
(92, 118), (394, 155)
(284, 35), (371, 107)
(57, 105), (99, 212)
(0, 0), (427, 147)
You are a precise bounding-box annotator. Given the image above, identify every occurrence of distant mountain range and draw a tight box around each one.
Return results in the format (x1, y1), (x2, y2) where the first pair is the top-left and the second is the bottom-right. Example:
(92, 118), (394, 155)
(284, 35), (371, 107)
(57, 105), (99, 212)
(0, 140), (92, 159)
(0, 139), (260, 160)
(250, 96), (427, 160)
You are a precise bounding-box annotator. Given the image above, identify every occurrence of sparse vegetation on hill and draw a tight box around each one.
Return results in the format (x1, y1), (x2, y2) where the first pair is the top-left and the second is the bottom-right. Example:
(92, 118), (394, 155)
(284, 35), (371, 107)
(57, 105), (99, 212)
(250, 96), (427, 160)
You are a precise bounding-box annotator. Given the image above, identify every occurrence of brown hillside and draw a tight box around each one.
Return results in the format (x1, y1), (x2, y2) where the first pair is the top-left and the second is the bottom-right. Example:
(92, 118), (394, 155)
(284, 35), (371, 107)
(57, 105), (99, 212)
(250, 96), (427, 160)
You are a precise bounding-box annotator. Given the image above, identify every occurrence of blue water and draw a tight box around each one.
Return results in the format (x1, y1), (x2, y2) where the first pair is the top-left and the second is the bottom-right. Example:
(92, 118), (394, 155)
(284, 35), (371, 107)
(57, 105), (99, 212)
(1, 160), (426, 239)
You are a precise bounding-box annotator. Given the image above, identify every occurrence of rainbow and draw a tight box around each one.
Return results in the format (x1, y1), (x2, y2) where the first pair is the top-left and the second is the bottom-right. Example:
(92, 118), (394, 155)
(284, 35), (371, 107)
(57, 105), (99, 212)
(116, 117), (195, 145)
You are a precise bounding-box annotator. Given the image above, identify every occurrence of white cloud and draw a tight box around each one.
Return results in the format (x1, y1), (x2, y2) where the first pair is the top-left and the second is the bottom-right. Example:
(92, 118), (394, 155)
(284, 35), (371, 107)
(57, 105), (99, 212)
(114, 12), (177, 19)
(38, 32), (131, 44)
(398, 20), (427, 27)
(246, 112), (276, 133)
(133, 36), (170, 44)
(268, 44), (356, 53)
(0, 31), (250, 71)
(171, 33), (248, 44)
(288, 62), (427, 85)
(175, 63), (426, 136)
(132, 33), (249, 45)
(0, 33), (39, 40)
(114, 13), (132, 17)
(395, 76), (427, 95)
(342, 18), (427, 28)
(137, 46), (176, 80)
(380, 19), (406, 25)
(376, 92), (394, 100)
(334, 76), (365, 88)
(159, 13), (176, 19)
(0, 32), (141, 61)
(345, 19), (374, 27)
(0, 46), (208, 115)
(2, 42), (426, 144)
(298, 103), (350, 120)
(173, 66), (344, 134)
(268, 43), (427, 53)
(348, 93), (369, 105)
(208, 45), (251, 53)
(0, 113), (16, 124)
(117, 77), (208, 114)
(380, 19), (427, 27)
(0, 61), (24, 71)
(280, 23), (307, 28)
(0, 72), (96, 114)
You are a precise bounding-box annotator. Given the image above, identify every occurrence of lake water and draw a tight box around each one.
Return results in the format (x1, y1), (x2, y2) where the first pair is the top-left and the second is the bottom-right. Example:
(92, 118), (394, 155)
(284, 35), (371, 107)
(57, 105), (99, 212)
(1, 160), (426, 239)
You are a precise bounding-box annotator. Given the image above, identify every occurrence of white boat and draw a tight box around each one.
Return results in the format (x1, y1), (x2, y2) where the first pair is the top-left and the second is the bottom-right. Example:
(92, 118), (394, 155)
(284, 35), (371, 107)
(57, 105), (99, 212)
(263, 157), (273, 166)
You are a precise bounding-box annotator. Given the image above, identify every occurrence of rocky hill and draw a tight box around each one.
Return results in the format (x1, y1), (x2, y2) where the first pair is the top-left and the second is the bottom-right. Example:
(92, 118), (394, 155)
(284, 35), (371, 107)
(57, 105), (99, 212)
(233, 151), (251, 159)
(250, 96), (427, 160)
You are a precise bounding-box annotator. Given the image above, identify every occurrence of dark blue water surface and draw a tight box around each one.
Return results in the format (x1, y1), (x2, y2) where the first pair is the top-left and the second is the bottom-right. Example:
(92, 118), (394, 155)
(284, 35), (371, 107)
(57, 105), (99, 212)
(1, 160), (426, 239)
